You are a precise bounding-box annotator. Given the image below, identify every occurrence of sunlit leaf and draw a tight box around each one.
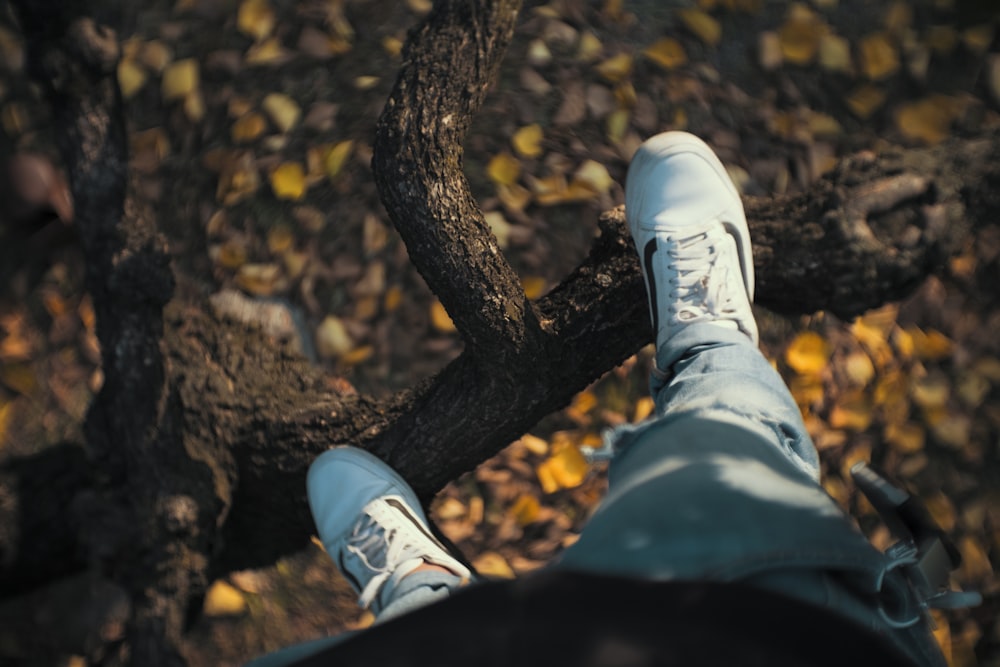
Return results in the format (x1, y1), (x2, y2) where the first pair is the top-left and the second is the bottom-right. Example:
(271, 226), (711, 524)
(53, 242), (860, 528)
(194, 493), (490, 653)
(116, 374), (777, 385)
(758, 31), (782, 70)
(633, 396), (655, 422)
(911, 372), (950, 410)
(231, 112), (267, 143)
(922, 491), (956, 532)
(844, 350), (875, 386)
(677, 8), (721, 47)
(643, 38), (687, 70)
(519, 433), (549, 456)
(785, 331), (830, 376)
(117, 59), (148, 99)
(262, 93), (301, 133)
(777, 4), (827, 65)
(472, 552), (515, 579)
(573, 159), (614, 194)
(859, 32), (899, 80)
(521, 276), (547, 300)
(895, 95), (963, 145)
(484, 211), (512, 248)
(828, 390), (873, 431)
(594, 53), (633, 83)
(497, 183), (532, 212)
(235, 263), (282, 296)
(487, 152), (521, 186)
(161, 58), (199, 101)
(818, 33), (852, 72)
(430, 300), (456, 333)
(183, 91), (206, 122)
(270, 162), (306, 200)
(509, 493), (541, 526)
(606, 108), (630, 144)
(340, 345), (374, 366)
(237, 0), (275, 41)
(316, 316), (354, 359)
(322, 141), (354, 180)
(536, 440), (588, 491)
(790, 374), (824, 408)
(512, 124), (544, 158)
(246, 37), (291, 65)
(203, 580), (247, 616)
(905, 325), (953, 361)
(576, 32), (603, 62)
(884, 422), (925, 454)
(931, 412), (971, 449)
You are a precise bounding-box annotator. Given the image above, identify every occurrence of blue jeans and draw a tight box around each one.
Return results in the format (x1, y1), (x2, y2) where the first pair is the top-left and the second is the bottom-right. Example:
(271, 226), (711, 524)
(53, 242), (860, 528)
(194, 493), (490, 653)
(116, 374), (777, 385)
(247, 324), (943, 667)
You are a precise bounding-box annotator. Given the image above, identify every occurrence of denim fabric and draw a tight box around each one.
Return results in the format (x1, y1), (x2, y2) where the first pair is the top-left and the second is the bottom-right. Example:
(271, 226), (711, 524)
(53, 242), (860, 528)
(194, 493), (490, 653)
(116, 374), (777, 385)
(558, 323), (944, 667)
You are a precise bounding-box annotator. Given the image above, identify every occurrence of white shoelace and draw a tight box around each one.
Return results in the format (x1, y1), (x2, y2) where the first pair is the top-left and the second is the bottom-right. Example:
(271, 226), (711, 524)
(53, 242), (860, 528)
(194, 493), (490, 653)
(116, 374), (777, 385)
(665, 228), (741, 325)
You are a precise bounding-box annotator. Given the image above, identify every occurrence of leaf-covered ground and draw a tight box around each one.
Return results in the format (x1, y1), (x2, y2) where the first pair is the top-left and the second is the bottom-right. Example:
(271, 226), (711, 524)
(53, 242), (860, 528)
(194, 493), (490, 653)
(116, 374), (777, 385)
(1, 0), (998, 665)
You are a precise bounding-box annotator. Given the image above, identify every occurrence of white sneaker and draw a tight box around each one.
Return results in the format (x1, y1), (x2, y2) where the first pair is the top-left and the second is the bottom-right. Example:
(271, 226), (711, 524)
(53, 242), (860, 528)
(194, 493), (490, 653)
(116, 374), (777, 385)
(625, 131), (758, 358)
(307, 447), (471, 613)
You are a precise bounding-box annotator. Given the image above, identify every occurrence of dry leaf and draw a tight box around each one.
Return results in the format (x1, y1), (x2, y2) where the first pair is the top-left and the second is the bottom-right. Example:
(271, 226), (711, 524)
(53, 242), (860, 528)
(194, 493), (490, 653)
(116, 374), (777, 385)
(895, 95), (963, 145)
(845, 84), (886, 119)
(818, 34), (851, 72)
(828, 390), (873, 431)
(519, 433), (549, 456)
(472, 552), (515, 579)
(905, 325), (953, 361)
(521, 276), (547, 300)
(237, 0), (275, 41)
(594, 53), (633, 83)
(777, 5), (827, 65)
(884, 422), (925, 454)
(962, 24), (993, 54)
(911, 373), (951, 410)
(606, 108), (630, 144)
(926, 25), (957, 54)
(0, 363), (36, 395)
(270, 162), (306, 200)
(497, 183), (533, 212)
(262, 93), (301, 133)
(316, 316), (354, 359)
(633, 396), (655, 422)
(677, 8), (721, 47)
(246, 37), (291, 66)
(161, 58), (199, 101)
(236, 263), (282, 296)
(512, 124), (544, 158)
(117, 59), (148, 99)
(859, 32), (900, 80)
(536, 440), (588, 492)
(323, 141), (354, 179)
(216, 152), (261, 205)
(0, 400), (12, 447)
(576, 32), (603, 62)
(231, 112), (267, 143)
(486, 152), (521, 186)
(573, 159), (613, 193)
(140, 40), (172, 72)
(484, 211), (512, 248)
(785, 331), (830, 376)
(203, 580), (247, 616)
(430, 300), (456, 333)
(267, 224), (294, 254)
(644, 38), (687, 70)
(509, 494), (541, 526)
(843, 350), (875, 386)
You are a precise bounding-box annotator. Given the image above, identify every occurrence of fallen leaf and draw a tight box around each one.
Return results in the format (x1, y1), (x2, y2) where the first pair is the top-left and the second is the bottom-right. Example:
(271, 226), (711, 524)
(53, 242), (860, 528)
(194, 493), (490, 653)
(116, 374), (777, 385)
(246, 37), (291, 66)
(845, 84), (887, 119)
(859, 32), (899, 80)
(430, 300), (456, 333)
(521, 277), (547, 300)
(843, 350), (875, 386)
(203, 580), (247, 616)
(594, 53), (633, 83)
(576, 32), (603, 62)
(117, 59), (148, 99)
(472, 552), (515, 579)
(237, 0), (275, 41)
(269, 162), (306, 200)
(140, 40), (172, 72)
(161, 58), (199, 101)
(235, 263), (282, 296)
(486, 152), (521, 186)
(777, 4), (827, 65)
(267, 224), (294, 254)
(677, 8), (721, 47)
(895, 95), (963, 145)
(573, 159), (613, 193)
(509, 494), (541, 526)
(231, 112), (267, 143)
(322, 141), (354, 180)
(785, 330), (830, 376)
(884, 422), (925, 454)
(512, 124), (544, 158)
(536, 439), (588, 491)
(519, 433), (549, 456)
(818, 33), (852, 72)
(316, 316), (354, 359)
(262, 93), (301, 133)
(643, 38), (687, 70)
(0, 363), (36, 395)
(906, 325), (953, 361)
(828, 390), (874, 431)
(633, 396), (655, 422)
(527, 39), (551, 67)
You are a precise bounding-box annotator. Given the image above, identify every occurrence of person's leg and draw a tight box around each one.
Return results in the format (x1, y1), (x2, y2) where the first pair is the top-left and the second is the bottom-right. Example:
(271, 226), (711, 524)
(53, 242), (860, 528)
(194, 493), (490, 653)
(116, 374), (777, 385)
(244, 447), (471, 666)
(559, 132), (945, 666)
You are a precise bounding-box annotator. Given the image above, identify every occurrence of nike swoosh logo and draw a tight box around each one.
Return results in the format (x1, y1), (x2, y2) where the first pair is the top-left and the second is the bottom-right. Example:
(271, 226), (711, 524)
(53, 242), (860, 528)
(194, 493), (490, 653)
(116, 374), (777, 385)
(643, 238), (659, 335)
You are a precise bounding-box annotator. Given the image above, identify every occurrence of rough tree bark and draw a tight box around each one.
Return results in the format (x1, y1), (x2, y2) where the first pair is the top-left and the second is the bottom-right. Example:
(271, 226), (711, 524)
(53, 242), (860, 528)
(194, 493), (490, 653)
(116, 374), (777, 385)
(1, 0), (998, 664)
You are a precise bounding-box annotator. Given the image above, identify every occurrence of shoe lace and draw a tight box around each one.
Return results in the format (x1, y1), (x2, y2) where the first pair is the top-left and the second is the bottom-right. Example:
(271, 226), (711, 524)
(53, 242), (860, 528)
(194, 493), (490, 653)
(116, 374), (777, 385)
(666, 228), (740, 323)
(345, 504), (435, 609)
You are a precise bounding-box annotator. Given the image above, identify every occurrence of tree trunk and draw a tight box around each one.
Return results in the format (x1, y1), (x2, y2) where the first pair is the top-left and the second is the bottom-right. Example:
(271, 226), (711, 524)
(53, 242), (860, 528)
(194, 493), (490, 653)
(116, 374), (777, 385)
(2, 0), (999, 663)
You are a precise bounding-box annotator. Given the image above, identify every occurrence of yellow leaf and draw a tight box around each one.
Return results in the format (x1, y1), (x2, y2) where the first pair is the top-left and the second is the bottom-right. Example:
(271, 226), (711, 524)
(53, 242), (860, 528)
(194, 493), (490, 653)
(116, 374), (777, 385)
(905, 325), (953, 361)
(384, 286), (403, 312)
(354, 76), (380, 90)
(538, 440), (588, 491)
(570, 390), (598, 416)
(497, 183), (532, 212)
(791, 374), (824, 408)
(246, 37), (291, 66)
(677, 8), (721, 47)
(382, 35), (403, 57)
(262, 93), (301, 133)
(843, 350), (875, 387)
(316, 316), (354, 359)
(484, 211), (512, 248)
(859, 32), (899, 80)
(777, 5), (827, 65)
(323, 140), (354, 180)
(183, 91), (205, 122)
(895, 95), (962, 145)
(270, 162), (306, 200)
(573, 159), (614, 194)
(519, 433), (549, 456)
(203, 580), (247, 616)
(911, 373), (950, 410)
(430, 300), (456, 333)
(435, 497), (466, 520)
(0, 399), (12, 446)
(472, 552), (515, 579)
(340, 345), (374, 366)
(633, 396), (655, 422)
(576, 32), (603, 62)
(231, 112), (267, 143)
(237, 0), (275, 41)
(818, 34), (852, 72)
(845, 84), (886, 119)
(828, 390), (873, 431)
(957, 371), (990, 408)
(117, 59), (148, 99)
(509, 494), (541, 526)
(884, 422), (925, 454)
(512, 124), (544, 158)
(215, 239), (247, 269)
(785, 331), (830, 376)
(235, 263), (282, 296)
(643, 38), (687, 70)
(931, 412), (970, 449)
(536, 461), (559, 494)
(486, 152), (521, 186)
(606, 108), (630, 144)
(161, 58), (199, 101)
(594, 53), (633, 83)
(521, 276), (547, 300)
